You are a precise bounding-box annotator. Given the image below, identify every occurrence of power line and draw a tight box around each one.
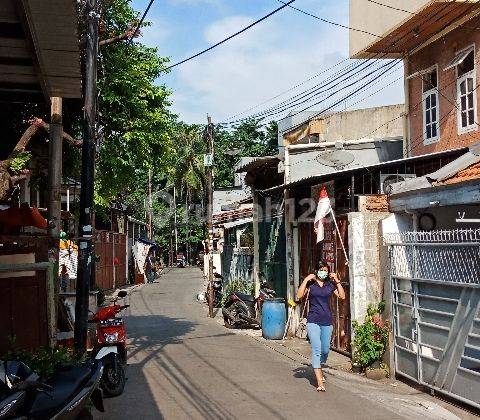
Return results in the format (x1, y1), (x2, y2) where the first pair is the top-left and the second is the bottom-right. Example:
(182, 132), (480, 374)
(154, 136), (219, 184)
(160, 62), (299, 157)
(277, 0), (476, 133)
(226, 59), (389, 124)
(224, 57), (351, 121)
(224, 0), (458, 125)
(163, 0), (297, 71)
(276, 0), (381, 37)
(248, 60), (401, 123)
(129, 0), (156, 44)
(225, 0), (460, 126)
(365, 0), (413, 14)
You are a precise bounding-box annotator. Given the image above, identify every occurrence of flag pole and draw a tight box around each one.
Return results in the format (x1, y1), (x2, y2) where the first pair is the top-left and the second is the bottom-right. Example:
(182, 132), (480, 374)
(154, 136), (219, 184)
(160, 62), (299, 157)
(329, 207), (349, 265)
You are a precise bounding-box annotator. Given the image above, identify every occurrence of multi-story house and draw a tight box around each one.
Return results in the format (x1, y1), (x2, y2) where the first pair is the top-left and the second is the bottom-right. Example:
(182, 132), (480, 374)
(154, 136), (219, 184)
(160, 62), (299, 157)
(350, 0), (480, 156)
(350, 1), (480, 409)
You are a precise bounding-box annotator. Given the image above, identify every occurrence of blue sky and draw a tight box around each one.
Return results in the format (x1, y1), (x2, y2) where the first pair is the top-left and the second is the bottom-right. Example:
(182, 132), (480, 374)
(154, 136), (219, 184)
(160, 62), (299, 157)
(131, 0), (404, 124)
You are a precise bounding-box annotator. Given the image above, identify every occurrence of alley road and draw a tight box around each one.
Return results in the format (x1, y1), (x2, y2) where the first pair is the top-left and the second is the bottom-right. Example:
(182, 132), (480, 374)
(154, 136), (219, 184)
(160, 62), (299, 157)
(96, 268), (454, 420)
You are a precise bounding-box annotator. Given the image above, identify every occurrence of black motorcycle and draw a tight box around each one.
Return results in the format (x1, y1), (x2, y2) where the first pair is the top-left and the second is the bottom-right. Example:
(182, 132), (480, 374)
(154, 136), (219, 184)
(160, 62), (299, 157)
(212, 273), (224, 307)
(0, 359), (104, 419)
(222, 281), (276, 329)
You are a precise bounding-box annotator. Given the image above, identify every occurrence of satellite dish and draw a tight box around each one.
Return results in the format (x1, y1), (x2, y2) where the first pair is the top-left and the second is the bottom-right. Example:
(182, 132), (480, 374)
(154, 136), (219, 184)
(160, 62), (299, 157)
(316, 150), (355, 168)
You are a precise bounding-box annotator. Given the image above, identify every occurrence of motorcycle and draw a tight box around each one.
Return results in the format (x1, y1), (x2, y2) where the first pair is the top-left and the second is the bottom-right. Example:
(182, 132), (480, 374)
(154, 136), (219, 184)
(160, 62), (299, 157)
(211, 273), (223, 307)
(89, 290), (129, 397)
(0, 359), (104, 419)
(222, 281), (276, 329)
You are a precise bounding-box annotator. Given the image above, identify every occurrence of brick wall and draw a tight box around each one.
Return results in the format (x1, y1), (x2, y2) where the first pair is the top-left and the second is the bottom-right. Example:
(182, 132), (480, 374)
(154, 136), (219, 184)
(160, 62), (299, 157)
(408, 16), (480, 156)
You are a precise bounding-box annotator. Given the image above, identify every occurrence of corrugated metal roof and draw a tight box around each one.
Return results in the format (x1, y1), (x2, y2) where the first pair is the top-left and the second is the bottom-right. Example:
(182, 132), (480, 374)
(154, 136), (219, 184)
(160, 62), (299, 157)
(390, 144), (480, 196)
(235, 156), (279, 173)
(261, 147), (467, 194)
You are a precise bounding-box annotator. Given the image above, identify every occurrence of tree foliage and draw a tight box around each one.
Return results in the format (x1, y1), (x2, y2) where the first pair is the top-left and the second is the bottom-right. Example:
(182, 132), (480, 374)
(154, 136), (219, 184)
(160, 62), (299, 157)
(214, 119), (278, 187)
(94, 0), (175, 209)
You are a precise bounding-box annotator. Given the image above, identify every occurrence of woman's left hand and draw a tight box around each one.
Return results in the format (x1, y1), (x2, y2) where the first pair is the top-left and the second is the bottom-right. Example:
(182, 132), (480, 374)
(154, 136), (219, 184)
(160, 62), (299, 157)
(330, 272), (340, 284)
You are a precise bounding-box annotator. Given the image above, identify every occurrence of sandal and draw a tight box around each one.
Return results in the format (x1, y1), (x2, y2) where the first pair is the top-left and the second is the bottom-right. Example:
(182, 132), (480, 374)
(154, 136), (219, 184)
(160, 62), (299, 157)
(316, 385), (326, 392)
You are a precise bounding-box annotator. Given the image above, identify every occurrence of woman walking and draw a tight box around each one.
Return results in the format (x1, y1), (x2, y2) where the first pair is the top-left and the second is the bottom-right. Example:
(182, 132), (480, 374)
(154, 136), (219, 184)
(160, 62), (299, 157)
(297, 261), (345, 392)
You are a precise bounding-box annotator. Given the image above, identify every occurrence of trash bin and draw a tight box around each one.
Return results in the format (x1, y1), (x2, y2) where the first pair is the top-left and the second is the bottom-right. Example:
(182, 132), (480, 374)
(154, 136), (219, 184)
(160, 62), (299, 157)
(261, 298), (286, 340)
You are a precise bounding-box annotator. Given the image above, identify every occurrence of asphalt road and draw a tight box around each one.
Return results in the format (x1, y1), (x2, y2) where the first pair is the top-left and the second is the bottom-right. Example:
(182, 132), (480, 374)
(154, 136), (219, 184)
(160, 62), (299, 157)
(95, 268), (458, 420)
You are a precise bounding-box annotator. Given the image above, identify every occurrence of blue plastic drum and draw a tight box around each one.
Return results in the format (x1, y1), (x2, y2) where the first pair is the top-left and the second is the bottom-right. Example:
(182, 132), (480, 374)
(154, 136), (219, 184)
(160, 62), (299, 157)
(261, 298), (286, 340)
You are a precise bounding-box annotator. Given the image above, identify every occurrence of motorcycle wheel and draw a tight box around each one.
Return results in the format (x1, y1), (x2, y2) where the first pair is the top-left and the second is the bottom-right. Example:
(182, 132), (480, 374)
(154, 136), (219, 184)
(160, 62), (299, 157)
(101, 354), (126, 397)
(223, 304), (237, 329)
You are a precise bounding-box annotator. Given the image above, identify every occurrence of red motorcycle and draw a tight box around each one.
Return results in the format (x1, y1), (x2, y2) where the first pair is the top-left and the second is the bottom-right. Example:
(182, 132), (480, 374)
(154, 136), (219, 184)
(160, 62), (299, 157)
(90, 290), (129, 397)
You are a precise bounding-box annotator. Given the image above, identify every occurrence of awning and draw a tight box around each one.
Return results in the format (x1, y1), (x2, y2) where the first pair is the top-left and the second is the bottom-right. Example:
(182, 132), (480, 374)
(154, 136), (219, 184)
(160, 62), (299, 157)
(222, 218), (253, 229)
(406, 68), (434, 80)
(390, 143), (480, 196)
(0, 0), (81, 101)
(283, 119), (325, 145)
(260, 147), (468, 195)
(444, 47), (473, 71)
(235, 156), (279, 173)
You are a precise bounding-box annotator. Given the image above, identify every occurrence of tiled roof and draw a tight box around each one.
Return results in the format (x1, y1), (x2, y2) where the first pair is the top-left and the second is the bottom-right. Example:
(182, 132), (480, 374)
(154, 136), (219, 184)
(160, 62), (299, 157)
(435, 161), (480, 186)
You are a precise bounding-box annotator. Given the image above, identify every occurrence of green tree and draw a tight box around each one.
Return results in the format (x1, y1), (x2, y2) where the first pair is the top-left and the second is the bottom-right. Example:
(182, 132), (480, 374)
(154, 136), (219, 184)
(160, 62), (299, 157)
(94, 0), (175, 212)
(214, 118), (279, 187)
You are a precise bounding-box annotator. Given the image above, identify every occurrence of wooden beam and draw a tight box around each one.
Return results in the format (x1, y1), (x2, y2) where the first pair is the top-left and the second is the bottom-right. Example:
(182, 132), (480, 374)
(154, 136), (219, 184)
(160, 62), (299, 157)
(0, 1), (18, 24)
(14, 0), (49, 101)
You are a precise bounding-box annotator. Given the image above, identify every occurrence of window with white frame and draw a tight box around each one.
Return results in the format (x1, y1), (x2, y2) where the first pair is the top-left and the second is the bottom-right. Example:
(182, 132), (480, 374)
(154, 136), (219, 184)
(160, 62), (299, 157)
(454, 47), (476, 133)
(422, 67), (439, 144)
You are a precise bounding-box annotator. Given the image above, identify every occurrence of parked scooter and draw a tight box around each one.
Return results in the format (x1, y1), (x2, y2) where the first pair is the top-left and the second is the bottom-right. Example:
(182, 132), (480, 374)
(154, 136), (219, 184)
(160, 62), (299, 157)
(212, 273), (223, 307)
(89, 290), (129, 397)
(0, 359), (104, 419)
(222, 281), (276, 329)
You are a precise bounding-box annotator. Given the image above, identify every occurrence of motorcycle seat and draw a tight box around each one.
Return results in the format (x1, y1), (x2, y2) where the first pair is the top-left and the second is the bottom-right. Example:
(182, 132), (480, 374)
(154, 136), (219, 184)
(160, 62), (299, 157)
(29, 365), (92, 416)
(235, 293), (255, 302)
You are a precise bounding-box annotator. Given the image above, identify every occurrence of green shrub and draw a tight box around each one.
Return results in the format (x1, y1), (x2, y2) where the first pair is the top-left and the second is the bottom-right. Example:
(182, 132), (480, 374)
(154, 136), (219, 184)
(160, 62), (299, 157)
(221, 278), (254, 306)
(352, 301), (390, 369)
(9, 151), (31, 174)
(3, 343), (86, 379)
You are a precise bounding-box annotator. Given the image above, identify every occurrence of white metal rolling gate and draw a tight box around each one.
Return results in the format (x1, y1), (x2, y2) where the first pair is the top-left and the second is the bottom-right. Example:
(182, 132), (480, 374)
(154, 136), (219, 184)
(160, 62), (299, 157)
(385, 229), (480, 409)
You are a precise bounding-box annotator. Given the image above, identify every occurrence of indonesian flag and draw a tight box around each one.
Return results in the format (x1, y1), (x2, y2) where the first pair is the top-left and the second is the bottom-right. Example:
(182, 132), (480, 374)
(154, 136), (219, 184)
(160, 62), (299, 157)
(314, 185), (331, 243)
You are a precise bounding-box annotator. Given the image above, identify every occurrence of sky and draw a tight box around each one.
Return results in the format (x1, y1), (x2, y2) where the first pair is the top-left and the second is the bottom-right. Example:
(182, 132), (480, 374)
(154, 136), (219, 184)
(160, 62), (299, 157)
(131, 0), (404, 124)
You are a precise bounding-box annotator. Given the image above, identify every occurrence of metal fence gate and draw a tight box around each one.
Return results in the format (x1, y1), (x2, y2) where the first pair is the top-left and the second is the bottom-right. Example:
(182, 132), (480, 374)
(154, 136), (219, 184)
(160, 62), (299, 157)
(385, 229), (480, 409)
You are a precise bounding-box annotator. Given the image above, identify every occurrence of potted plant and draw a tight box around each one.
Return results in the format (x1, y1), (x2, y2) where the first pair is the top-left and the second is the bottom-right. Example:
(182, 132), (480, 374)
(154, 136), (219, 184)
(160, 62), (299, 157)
(351, 301), (390, 379)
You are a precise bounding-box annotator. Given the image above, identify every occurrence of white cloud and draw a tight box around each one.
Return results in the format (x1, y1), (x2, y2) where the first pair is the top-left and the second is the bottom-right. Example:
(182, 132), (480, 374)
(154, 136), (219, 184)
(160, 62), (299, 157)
(168, 7), (404, 124)
(138, 16), (173, 49)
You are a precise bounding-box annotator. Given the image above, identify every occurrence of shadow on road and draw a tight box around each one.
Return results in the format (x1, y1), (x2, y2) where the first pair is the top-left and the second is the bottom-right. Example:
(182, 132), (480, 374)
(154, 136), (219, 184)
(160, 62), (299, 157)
(98, 313), (197, 419)
(293, 366), (318, 388)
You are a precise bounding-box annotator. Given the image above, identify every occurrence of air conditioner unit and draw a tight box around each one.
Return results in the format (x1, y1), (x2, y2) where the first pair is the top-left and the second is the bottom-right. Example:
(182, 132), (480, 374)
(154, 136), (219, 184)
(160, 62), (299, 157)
(379, 173), (416, 194)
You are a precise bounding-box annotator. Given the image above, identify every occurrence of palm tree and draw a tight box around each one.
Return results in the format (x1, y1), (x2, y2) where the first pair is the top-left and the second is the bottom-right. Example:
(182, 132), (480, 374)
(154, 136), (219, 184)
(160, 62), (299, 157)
(169, 124), (206, 262)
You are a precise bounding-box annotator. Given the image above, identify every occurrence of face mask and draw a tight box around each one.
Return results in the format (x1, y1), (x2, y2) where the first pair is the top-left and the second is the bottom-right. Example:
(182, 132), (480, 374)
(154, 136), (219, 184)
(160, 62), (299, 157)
(317, 270), (328, 280)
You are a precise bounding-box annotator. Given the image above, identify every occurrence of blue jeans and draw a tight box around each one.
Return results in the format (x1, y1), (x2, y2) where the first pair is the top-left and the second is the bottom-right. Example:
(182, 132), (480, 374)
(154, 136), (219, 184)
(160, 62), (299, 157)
(307, 323), (333, 369)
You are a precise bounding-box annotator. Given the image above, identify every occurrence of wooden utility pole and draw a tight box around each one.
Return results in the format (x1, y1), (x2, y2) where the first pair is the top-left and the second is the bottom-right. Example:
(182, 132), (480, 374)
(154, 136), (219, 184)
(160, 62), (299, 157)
(148, 168), (153, 240)
(47, 96), (62, 345)
(206, 116), (214, 318)
(173, 185), (178, 255)
(75, 0), (99, 353)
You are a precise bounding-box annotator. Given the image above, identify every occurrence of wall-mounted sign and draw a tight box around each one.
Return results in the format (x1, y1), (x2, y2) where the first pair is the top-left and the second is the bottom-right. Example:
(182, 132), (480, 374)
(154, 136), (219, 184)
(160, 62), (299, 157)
(204, 154), (213, 166)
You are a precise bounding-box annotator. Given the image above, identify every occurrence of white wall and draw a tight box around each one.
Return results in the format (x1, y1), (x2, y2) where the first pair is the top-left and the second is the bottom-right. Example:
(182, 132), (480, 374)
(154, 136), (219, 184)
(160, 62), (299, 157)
(348, 212), (394, 323)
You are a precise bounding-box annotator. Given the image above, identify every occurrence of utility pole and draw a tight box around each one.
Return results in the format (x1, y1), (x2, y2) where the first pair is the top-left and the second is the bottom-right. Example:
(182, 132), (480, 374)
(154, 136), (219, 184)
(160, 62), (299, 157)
(75, 0), (99, 354)
(148, 168), (152, 240)
(47, 96), (62, 346)
(173, 185), (178, 255)
(206, 116), (214, 318)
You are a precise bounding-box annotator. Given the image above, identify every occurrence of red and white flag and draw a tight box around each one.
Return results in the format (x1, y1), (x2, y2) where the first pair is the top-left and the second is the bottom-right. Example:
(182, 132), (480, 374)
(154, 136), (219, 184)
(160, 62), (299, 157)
(314, 185), (331, 243)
